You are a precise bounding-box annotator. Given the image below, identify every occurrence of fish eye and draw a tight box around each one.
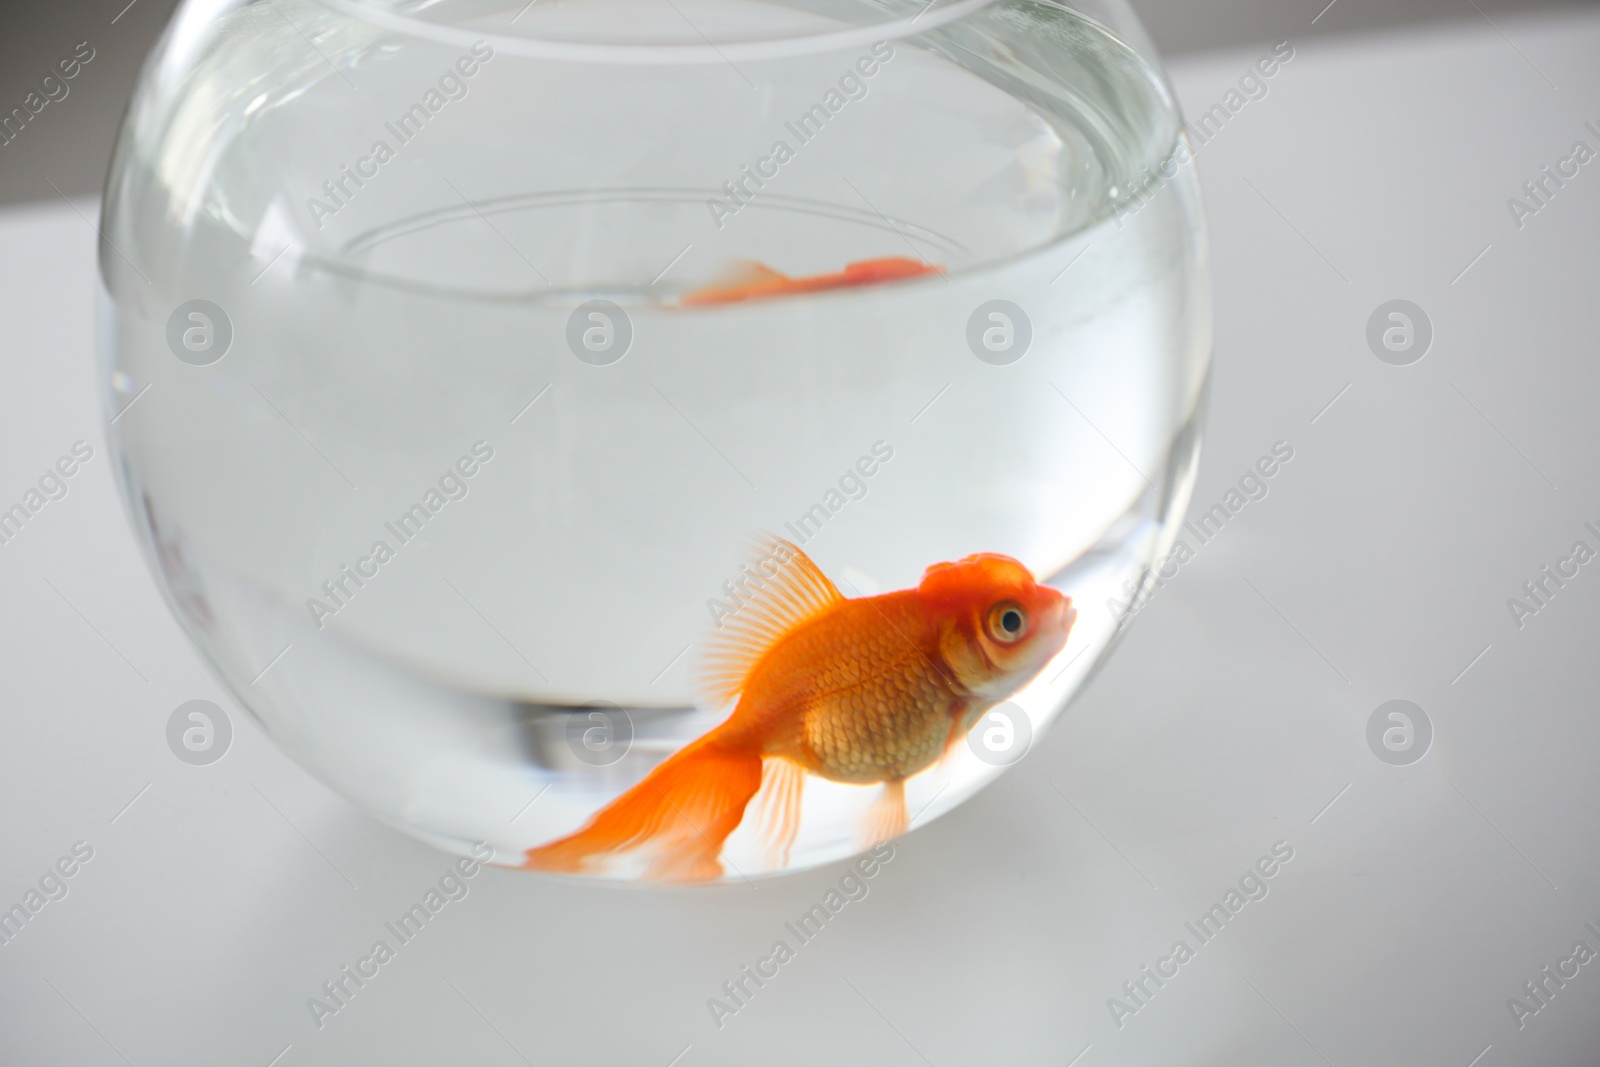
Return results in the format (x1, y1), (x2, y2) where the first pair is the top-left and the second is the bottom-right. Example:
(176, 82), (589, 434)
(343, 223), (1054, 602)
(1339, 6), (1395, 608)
(986, 602), (1029, 644)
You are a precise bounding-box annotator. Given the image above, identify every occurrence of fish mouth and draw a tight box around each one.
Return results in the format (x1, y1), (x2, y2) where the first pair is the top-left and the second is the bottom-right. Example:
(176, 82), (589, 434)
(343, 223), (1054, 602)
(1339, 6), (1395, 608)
(1044, 594), (1076, 656)
(1042, 587), (1071, 627)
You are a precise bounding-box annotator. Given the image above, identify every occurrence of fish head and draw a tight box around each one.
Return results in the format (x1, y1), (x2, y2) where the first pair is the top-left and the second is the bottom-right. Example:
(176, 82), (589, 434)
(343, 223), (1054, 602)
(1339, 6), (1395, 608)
(918, 553), (1076, 699)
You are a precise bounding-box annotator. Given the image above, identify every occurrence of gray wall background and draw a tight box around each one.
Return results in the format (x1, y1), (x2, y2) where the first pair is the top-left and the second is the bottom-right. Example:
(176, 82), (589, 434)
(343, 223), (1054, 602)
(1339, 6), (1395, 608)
(0, 0), (1594, 209)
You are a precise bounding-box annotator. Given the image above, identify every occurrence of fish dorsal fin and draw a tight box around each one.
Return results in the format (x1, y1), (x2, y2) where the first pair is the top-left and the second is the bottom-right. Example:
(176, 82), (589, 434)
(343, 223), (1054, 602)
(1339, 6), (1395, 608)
(680, 260), (790, 306)
(699, 536), (845, 709)
(719, 260), (789, 288)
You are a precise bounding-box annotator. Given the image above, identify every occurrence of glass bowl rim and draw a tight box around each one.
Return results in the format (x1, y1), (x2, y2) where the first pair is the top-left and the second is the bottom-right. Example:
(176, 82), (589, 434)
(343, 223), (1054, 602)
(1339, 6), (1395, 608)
(312, 0), (1010, 64)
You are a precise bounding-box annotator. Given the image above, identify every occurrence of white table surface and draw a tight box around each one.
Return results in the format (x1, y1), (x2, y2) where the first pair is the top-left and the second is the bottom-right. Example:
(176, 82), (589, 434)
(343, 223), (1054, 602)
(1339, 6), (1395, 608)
(3, 7), (1600, 1066)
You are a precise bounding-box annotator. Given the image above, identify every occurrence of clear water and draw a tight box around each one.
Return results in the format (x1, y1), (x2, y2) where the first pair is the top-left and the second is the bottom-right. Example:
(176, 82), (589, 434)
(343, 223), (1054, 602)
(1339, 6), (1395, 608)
(100, 0), (1209, 880)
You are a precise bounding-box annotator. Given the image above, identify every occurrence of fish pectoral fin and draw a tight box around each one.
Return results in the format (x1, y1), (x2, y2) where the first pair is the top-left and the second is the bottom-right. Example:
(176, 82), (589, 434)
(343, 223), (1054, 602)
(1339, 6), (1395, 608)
(858, 779), (908, 849)
(938, 715), (968, 771)
(938, 701), (988, 771)
(752, 757), (805, 871)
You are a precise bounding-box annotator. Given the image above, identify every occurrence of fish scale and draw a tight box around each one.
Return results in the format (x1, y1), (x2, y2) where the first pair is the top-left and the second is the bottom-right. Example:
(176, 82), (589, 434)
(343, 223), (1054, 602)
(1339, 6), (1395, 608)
(743, 594), (967, 784)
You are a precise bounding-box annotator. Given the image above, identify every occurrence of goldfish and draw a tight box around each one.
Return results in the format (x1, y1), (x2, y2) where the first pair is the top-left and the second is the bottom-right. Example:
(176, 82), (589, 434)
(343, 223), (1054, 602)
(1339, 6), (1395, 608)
(524, 537), (1075, 881)
(680, 256), (942, 306)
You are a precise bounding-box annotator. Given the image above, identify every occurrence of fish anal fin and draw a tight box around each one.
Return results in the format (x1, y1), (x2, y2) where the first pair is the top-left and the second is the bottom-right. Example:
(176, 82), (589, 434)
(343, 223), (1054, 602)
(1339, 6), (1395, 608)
(699, 535), (846, 710)
(752, 757), (805, 870)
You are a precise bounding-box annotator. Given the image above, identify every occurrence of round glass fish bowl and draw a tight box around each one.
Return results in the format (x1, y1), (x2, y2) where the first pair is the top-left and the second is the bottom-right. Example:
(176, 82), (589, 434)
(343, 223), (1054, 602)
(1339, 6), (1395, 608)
(100, 0), (1209, 882)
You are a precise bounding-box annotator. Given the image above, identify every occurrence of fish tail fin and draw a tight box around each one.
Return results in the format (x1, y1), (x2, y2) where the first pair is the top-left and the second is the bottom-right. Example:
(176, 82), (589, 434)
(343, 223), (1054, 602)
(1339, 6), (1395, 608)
(524, 734), (765, 882)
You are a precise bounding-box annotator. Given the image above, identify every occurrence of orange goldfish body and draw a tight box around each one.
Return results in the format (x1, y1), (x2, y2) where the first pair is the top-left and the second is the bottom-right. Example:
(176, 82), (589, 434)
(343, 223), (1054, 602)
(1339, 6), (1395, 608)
(524, 539), (1075, 882)
(680, 256), (942, 306)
